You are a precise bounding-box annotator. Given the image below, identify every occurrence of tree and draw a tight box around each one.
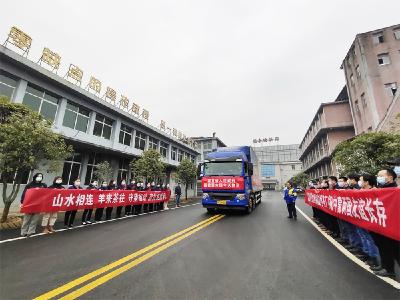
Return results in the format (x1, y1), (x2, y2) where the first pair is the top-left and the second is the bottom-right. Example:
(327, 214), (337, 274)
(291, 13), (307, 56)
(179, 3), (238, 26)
(0, 96), (72, 222)
(130, 149), (165, 182)
(333, 132), (400, 176)
(176, 159), (197, 200)
(289, 172), (310, 189)
(93, 161), (113, 183)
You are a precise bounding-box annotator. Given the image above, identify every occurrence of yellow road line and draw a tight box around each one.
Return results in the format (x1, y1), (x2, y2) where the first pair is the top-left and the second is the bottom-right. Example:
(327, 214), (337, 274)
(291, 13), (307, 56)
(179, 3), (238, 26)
(34, 215), (222, 300)
(60, 214), (225, 300)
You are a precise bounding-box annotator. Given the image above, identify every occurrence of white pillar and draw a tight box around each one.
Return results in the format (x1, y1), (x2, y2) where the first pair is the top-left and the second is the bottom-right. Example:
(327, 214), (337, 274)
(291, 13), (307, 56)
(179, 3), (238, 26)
(112, 117), (121, 147)
(54, 98), (68, 129)
(11, 79), (27, 104)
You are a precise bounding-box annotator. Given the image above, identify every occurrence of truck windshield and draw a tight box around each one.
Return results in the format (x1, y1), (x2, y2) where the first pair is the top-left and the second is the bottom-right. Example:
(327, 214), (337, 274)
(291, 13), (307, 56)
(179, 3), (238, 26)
(204, 162), (243, 176)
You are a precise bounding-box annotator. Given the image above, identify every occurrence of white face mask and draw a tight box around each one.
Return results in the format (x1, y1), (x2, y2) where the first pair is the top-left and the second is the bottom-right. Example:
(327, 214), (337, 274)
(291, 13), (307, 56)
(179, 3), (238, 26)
(338, 182), (345, 188)
(35, 176), (43, 182)
(75, 181), (81, 186)
(102, 183), (107, 187)
(121, 181), (126, 185)
(56, 179), (62, 184)
(358, 180), (363, 188)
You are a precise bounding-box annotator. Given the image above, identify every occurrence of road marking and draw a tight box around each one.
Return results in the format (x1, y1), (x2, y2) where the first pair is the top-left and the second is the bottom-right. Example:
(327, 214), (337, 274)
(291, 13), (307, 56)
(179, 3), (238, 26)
(296, 205), (400, 290)
(33, 214), (222, 300)
(0, 202), (201, 244)
(59, 214), (225, 300)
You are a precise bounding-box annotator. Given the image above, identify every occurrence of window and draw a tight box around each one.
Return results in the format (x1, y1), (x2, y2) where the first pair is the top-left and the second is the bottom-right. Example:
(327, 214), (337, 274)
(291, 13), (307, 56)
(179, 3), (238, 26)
(361, 93), (367, 107)
(394, 28), (400, 40)
(384, 83), (398, 96)
(171, 147), (177, 160)
(117, 158), (130, 183)
(63, 102), (90, 132)
(377, 53), (390, 65)
(84, 153), (107, 185)
(356, 65), (361, 78)
(0, 72), (17, 99)
(291, 165), (296, 170)
(93, 114), (113, 140)
(119, 124), (133, 146)
(0, 169), (31, 185)
(22, 85), (59, 122)
(134, 131), (146, 150)
(160, 142), (168, 158)
(203, 141), (212, 150)
(62, 153), (82, 185)
(177, 149), (183, 162)
(148, 137), (158, 150)
(372, 32), (384, 44)
(350, 74), (355, 85)
(354, 100), (360, 115)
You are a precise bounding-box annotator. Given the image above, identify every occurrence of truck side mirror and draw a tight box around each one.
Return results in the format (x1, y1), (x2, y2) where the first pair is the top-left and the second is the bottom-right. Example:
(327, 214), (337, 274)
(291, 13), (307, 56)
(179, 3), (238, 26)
(197, 163), (204, 179)
(248, 163), (253, 176)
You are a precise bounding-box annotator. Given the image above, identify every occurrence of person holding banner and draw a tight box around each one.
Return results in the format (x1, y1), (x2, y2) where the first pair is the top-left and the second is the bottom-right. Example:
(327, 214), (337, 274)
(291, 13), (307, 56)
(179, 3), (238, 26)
(105, 180), (117, 220)
(42, 176), (64, 233)
(94, 181), (109, 222)
(372, 168), (398, 277)
(82, 180), (98, 225)
(116, 179), (127, 218)
(64, 178), (83, 228)
(20, 173), (47, 237)
(125, 179), (137, 216)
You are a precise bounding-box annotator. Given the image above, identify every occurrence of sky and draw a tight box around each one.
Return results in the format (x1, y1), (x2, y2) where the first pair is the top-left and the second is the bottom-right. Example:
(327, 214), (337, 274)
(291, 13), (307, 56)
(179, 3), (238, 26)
(1, 1), (399, 146)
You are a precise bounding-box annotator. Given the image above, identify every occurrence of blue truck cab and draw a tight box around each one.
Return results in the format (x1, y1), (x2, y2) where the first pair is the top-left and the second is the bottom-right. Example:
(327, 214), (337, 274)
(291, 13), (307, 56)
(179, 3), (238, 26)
(200, 146), (263, 214)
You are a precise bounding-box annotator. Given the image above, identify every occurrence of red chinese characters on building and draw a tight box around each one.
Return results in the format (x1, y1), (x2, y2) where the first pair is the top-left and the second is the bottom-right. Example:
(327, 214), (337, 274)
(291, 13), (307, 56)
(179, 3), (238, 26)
(201, 176), (244, 190)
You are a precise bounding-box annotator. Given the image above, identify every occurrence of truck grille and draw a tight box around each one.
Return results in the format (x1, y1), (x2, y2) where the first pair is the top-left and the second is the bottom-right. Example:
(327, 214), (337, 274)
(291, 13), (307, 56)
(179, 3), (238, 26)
(208, 193), (236, 201)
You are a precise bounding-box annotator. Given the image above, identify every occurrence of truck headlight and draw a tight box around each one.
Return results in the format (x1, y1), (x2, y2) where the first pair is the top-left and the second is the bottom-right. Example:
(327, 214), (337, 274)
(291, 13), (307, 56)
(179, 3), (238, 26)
(236, 194), (246, 200)
(202, 193), (209, 200)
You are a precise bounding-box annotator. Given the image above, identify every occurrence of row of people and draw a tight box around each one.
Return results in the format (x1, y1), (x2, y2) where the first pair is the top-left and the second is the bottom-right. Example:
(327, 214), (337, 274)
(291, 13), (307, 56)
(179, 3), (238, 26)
(308, 168), (399, 278)
(20, 174), (172, 237)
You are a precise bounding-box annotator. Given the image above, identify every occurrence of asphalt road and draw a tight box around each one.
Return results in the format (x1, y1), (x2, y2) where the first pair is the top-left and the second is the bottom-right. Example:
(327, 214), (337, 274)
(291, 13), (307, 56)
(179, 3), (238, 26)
(0, 191), (398, 300)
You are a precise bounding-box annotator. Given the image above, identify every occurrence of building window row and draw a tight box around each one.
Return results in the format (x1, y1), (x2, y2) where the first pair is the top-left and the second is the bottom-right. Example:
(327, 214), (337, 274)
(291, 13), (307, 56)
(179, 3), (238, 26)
(23, 85), (59, 122)
(93, 113), (113, 140)
(0, 72), (17, 100)
(373, 28), (400, 44)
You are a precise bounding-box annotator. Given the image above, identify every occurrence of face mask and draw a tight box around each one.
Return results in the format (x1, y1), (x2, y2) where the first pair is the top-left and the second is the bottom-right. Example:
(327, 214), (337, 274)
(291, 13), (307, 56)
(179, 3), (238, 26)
(93, 182), (98, 187)
(338, 182), (345, 188)
(75, 181), (81, 186)
(121, 181), (126, 186)
(321, 183), (327, 188)
(358, 181), (363, 188)
(377, 176), (386, 185)
(102, 183), (107, 187)
(56, 179), (62, 184)
(36, 176), (43, 182)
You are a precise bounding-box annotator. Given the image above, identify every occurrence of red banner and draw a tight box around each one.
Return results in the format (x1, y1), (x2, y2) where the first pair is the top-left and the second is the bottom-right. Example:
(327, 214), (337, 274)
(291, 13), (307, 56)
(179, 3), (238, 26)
(201, 176), (245, 190)
(21, 189), (171, 214)
(304, 188), (400, 241)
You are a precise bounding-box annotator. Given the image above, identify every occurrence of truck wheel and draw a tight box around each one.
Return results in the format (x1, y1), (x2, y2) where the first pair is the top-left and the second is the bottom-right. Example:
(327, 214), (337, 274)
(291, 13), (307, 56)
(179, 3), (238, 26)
(245, 199), (253, 214)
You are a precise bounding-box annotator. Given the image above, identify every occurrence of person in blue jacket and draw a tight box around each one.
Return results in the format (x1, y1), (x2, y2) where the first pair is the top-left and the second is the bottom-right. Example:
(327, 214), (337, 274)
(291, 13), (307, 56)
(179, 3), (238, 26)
(283, 181), (298, 219)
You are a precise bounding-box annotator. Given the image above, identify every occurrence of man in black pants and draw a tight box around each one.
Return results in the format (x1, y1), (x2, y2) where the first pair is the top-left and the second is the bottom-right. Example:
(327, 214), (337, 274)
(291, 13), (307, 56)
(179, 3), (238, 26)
(372, 168), (398, 277)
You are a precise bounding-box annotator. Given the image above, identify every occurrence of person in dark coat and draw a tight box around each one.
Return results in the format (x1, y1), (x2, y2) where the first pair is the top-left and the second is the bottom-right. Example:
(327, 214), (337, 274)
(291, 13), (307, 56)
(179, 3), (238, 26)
(174, 183), (182, 207)
(64, 178), (82, 228)
(371, 169), (399, 277)
(126, 179), (137, 215)
(94, 181), (108, 222)
(106, 180), (117, 220)
(20, 173), (47, 237)
(116, 179), (127, 218)
(42, 176), (64, 233)
(82, 180), (98, 225)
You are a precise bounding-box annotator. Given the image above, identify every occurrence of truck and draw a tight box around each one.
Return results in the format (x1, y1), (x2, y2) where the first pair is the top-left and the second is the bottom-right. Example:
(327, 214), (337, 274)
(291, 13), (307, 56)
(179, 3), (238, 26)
(200, 146), (263, 214)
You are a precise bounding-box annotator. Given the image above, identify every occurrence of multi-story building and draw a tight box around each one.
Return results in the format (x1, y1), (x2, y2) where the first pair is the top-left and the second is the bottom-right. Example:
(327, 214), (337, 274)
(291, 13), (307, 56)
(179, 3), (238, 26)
(191, 133), (227, 163)
(0, 44), (199, 211)
(341, 24), (400, 134)
(254, 144), (302, 190)
(299, 88), (355, 178)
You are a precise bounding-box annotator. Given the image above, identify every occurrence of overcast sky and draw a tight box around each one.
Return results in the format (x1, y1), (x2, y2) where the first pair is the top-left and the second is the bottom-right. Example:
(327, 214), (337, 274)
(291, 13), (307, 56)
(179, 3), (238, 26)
(1, 1), (399, 146)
